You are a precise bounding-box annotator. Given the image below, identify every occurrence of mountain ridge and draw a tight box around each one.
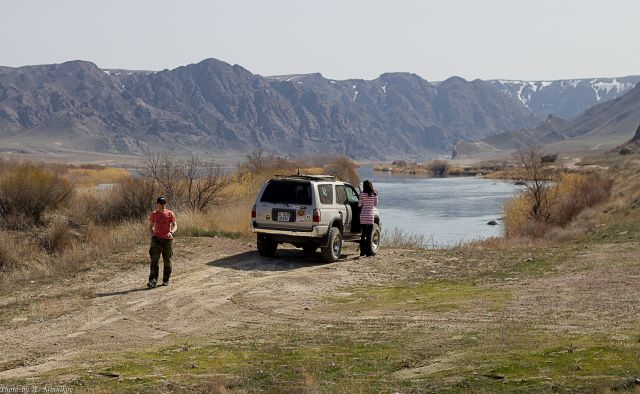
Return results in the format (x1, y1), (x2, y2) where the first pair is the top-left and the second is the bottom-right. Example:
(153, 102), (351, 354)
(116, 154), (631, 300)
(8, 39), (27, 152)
(0, 58), (637, 159)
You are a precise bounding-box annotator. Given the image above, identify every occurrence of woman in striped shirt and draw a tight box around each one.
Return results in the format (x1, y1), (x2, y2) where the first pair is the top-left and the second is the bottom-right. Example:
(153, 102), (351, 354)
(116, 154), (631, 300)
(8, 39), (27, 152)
(358, 179), (378, 257)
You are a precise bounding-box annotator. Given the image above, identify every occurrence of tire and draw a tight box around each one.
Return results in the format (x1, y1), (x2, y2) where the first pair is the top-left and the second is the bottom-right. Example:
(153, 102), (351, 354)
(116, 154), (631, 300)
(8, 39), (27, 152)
(256, 234), (277, 257)
(302, 243), (317, 254)
(369, 223), (381, 256)
(320, 227), (342, 262)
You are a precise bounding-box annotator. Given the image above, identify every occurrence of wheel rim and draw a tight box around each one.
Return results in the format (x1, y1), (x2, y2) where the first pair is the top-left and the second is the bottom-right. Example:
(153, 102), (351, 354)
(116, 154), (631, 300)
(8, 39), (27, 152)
(332, 234), (341, 257)
(371, 229), (380, 252)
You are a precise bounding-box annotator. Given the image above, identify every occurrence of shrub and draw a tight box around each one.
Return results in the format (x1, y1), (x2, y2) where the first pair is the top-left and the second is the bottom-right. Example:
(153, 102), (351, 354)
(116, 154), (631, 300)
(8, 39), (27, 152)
(504, 172), (613, 238)
(547, 173), (613, 227)
(0, 163), (74, 225)
(40, 215), (80, 254)
(428, 160), (449, 177)
(323, 156), (360, 185)
(104, 177), (158, 222)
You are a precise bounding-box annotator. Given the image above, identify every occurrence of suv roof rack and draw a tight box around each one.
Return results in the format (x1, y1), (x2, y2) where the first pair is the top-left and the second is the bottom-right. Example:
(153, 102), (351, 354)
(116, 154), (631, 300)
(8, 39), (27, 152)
(273, 174), (335, 180)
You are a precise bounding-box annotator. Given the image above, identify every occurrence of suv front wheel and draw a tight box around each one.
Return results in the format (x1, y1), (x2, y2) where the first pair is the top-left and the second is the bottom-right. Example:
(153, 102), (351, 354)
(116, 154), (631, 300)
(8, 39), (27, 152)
(257, 234), (277, 257)
(320, 226), (342, 263)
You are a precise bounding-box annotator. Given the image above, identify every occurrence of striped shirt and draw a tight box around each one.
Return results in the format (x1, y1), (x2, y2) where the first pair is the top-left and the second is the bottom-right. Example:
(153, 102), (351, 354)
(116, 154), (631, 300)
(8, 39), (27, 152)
(358, 193), (378, 225)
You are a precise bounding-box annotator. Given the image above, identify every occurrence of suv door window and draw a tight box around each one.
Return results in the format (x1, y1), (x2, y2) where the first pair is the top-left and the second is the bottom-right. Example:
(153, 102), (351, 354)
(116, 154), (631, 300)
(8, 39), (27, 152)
(317, 184), (334, 205)
(345, 185), (359, 203)
(335, 185), (348, 204)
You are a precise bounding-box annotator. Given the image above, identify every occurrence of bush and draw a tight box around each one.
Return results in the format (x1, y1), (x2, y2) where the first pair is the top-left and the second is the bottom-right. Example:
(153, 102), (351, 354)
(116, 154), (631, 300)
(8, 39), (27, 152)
(504, 172), (613, 238)
(323, 156), (360, 185)
(547, 173), (613, 227)
(105, 177), (158, 222)
(0, 163), (73, 226)
(428, 160), (449, 177)
(40, 215), (81, 254)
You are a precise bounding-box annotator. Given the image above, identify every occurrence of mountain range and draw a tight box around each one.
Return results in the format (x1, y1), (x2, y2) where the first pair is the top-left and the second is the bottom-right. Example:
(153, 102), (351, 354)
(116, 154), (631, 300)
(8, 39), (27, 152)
(456, 80), (640, 157)
(0, 58), (638, 160)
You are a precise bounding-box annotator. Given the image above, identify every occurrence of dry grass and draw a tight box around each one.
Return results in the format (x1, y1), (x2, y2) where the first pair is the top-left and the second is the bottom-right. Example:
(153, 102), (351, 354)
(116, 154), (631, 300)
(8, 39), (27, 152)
(0, 231), (20, 272)
(86, 219), (149, 255)
(65, 166), (131, 186)
(504, 172), (613, 238)
(40, 214), (81, 254)
(179, 200), (254, 239)
(382, 227), (427, 249)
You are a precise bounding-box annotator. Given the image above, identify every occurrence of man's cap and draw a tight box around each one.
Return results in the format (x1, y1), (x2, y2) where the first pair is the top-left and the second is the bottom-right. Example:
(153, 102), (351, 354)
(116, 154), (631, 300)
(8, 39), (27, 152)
(156, 197), (167, 204)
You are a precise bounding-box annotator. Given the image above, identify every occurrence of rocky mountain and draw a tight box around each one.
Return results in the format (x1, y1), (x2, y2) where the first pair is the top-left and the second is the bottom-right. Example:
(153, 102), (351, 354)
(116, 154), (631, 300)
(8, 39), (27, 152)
(0, 58), (637, 160)
(0, 59), (540, 159)
(456, 81), (640, 157)
(490, 77), (640, 120)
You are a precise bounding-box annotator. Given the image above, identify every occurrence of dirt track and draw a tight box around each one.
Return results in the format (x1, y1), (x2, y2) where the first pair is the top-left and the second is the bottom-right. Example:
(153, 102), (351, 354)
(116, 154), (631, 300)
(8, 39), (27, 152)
(0, 237), (397, 380)
(2, 236), (640, 386)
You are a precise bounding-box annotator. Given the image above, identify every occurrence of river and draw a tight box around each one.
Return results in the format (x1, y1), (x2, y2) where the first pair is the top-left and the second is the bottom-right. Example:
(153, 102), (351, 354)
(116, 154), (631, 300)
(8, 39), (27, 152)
(359, 167), (525, 246)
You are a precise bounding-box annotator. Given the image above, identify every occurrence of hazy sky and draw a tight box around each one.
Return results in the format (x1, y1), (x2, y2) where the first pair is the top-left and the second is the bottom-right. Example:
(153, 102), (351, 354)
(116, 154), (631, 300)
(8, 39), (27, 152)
(2, 0), (639, 82)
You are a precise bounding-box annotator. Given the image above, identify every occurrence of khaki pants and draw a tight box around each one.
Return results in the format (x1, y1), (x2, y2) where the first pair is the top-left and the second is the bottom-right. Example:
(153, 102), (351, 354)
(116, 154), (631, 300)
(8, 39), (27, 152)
(149, 236), (173, 283)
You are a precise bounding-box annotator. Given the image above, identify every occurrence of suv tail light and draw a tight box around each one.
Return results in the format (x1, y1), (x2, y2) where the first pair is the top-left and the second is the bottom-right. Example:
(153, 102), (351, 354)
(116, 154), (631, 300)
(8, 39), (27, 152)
(312, 208), (321, 223)
(251, 204), (256, 220)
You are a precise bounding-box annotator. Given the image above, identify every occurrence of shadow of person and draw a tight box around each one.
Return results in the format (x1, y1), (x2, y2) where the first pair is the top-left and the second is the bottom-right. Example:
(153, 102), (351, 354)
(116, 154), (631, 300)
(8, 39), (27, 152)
(95, 287), (150, 297)
(207, 249), (333, 271)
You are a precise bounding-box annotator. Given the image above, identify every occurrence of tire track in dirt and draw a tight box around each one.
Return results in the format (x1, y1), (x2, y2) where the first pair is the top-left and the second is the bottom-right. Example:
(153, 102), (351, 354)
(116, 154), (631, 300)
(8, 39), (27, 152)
(0, 240), (364, 380)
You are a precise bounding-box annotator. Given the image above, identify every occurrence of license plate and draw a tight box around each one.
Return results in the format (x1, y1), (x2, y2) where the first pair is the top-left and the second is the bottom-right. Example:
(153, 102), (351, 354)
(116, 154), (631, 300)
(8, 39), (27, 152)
(277, 211), (290, 222)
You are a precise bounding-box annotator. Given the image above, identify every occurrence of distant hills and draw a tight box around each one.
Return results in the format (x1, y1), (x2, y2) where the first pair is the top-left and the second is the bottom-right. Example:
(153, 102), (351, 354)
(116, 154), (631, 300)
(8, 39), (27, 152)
(0, 58), (638, 159)
(490, 77), (640, 119)
(456, 81), (640, 157)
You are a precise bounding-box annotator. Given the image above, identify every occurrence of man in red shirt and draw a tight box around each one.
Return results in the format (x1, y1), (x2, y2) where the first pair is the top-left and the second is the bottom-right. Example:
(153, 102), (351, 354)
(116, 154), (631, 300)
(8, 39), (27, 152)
(148, 196), (177, 288)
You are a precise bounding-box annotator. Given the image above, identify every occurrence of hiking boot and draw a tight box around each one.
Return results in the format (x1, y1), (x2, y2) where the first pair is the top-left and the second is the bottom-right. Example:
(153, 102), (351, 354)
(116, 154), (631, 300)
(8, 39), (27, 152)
(161, 281), (169, 286)
(147, 279), (157, 289)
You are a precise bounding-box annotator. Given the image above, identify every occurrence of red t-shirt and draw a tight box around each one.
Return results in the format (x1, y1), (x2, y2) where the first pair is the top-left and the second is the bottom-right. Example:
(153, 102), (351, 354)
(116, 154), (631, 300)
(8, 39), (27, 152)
(150, 209), (176, 239)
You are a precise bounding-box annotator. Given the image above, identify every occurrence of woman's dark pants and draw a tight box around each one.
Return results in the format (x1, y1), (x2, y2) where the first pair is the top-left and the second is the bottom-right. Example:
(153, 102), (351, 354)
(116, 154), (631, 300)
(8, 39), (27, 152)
(360, 224), (374, 256)
(149, 236), (173, 283)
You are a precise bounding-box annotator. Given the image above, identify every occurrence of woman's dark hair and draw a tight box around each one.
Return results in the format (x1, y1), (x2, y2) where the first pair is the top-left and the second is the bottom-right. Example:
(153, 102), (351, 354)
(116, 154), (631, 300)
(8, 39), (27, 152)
(362, 180), (377, 196)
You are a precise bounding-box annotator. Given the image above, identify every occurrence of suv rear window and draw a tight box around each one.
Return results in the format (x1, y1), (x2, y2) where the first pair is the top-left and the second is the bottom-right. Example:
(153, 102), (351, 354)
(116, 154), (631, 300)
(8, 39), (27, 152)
(260, 180), (312, 205)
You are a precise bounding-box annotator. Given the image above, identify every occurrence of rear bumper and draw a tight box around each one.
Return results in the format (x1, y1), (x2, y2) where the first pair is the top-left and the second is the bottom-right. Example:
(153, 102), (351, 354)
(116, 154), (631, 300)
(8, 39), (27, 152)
(251, 223), (328, 238)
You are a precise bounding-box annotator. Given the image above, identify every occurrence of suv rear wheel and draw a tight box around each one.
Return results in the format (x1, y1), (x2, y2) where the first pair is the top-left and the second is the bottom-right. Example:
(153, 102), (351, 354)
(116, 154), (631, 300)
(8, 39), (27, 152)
(257, 235), (277, 257)
(320, 226), (342, 262)
(369, 223), (381, 256)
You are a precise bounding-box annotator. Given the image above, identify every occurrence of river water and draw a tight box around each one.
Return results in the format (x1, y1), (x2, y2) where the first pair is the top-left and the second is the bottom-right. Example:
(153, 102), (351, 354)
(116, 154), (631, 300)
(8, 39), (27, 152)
(359, 167), (525, 246)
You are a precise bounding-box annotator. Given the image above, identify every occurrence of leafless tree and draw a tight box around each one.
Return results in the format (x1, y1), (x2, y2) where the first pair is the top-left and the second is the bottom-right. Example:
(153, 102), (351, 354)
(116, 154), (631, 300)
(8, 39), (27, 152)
(183, 154), (230, 211)
(245, 149), (269, 172)
(140, 150), (185, 205)
(516, 148), (555, 222)
(140, 151), (229, 211)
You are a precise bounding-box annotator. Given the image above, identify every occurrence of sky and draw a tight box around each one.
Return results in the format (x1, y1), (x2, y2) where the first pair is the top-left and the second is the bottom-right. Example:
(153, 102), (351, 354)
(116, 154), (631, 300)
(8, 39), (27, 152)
(2, 0), (639, 82)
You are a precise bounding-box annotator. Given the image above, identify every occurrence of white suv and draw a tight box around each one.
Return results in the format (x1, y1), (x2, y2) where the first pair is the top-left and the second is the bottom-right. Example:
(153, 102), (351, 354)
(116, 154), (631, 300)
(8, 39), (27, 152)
(251, 175), (381, 262)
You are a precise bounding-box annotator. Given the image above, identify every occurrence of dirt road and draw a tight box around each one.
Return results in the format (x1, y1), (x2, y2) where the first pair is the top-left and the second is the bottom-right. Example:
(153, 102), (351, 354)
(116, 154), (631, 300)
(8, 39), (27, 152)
(0, 237), (397, 380)
(2, 235), (640, 389)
